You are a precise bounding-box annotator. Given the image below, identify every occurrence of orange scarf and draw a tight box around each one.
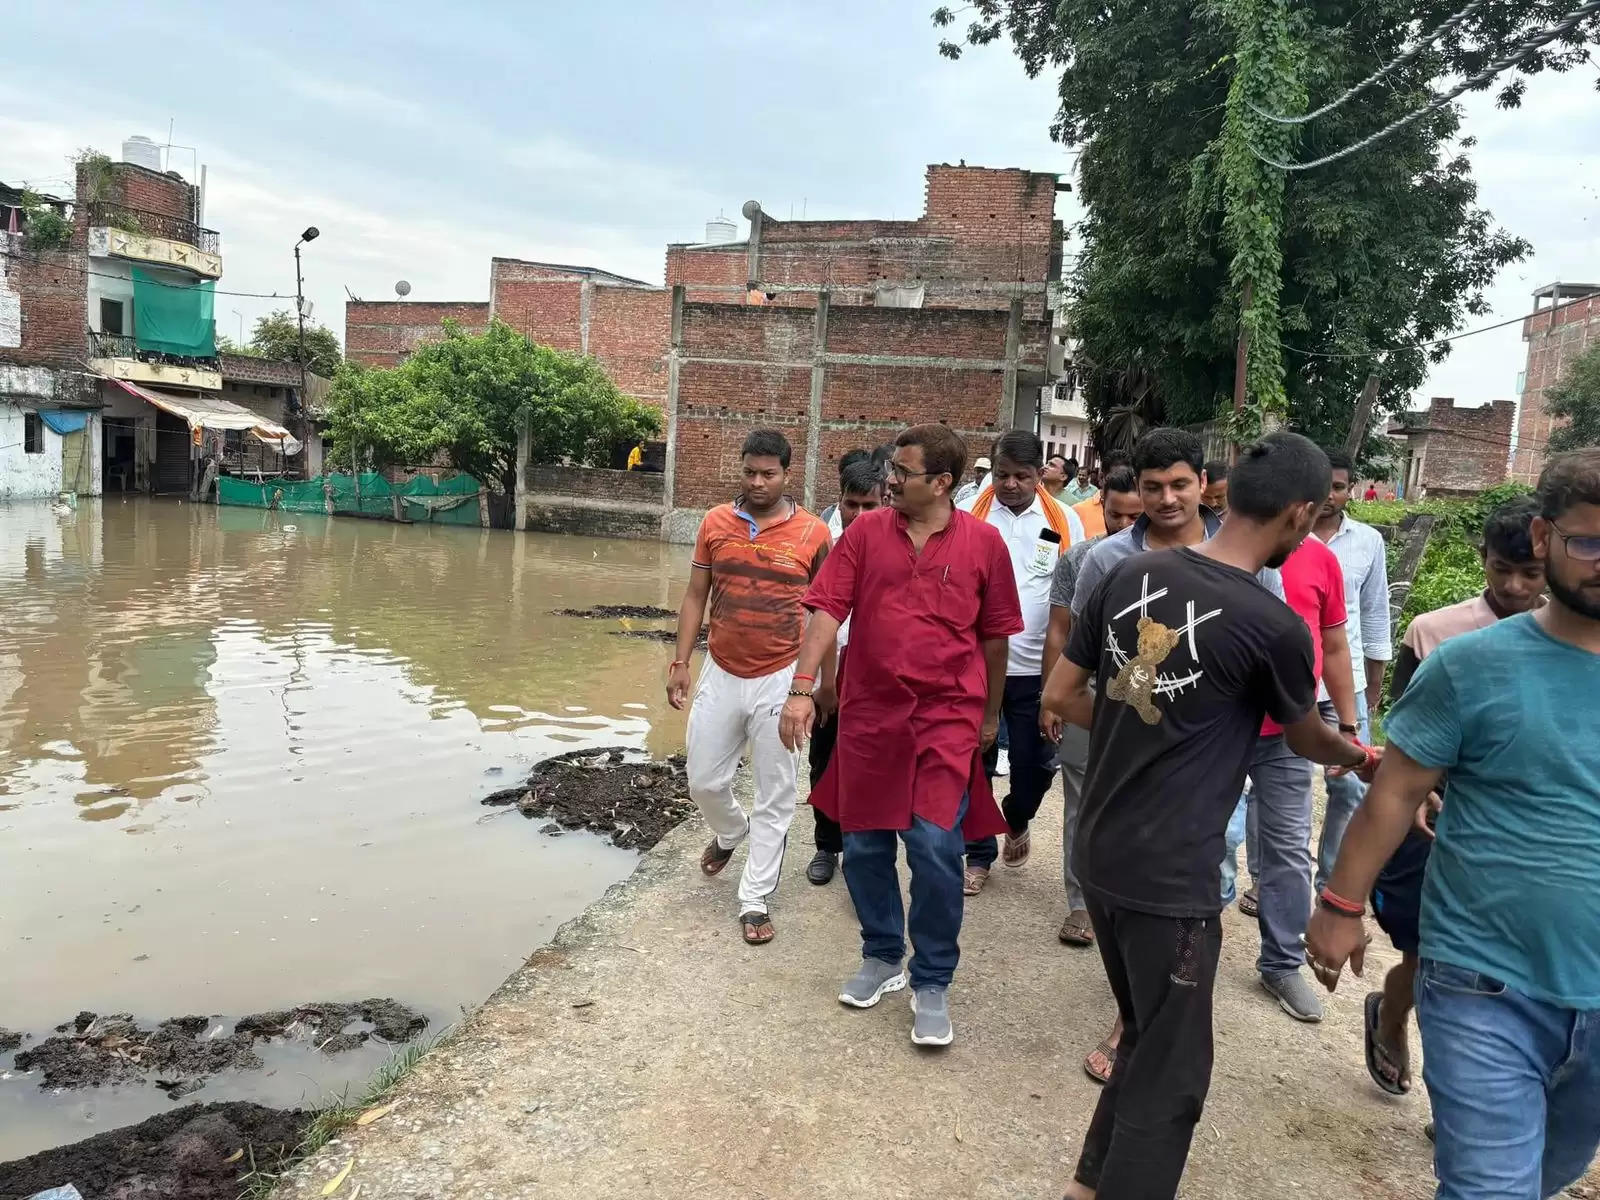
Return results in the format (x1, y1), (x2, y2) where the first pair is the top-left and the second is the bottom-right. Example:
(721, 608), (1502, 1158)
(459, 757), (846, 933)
(969, 484), (1077, 543)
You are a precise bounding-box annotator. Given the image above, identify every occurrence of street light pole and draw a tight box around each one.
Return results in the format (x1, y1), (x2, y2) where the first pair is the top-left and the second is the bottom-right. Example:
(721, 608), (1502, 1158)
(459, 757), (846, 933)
(292, 226), (319, 477)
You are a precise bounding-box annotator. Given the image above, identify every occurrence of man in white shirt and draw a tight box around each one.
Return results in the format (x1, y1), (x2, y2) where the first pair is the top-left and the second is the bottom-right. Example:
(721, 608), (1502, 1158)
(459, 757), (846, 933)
(958, 430), (1086, 894)
(1312, 447), (1392, 888)
(953, 456), (991, 506)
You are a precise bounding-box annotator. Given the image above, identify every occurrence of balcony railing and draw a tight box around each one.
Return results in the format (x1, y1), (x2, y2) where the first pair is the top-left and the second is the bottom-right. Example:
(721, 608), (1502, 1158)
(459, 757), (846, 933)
(89, 329), (218, 369)
(87, 201), (221, 255)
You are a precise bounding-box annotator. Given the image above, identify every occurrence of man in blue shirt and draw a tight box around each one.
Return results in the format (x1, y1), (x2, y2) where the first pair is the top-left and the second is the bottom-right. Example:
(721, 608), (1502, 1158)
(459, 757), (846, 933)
(1308, 448), (1600, 1200)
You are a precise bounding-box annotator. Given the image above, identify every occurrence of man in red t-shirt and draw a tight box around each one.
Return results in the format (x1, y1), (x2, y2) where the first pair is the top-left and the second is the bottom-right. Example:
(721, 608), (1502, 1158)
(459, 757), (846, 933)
(1221, 533), (1361, 1022)
(780, 424), (1022, 1048)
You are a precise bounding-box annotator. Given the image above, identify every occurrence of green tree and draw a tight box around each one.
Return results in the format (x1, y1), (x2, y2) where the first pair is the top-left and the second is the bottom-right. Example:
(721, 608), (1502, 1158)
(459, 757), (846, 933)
(248, 309), (343, 378)
(20, 190), (73, 250)
(320, 320), (660, 494)
(933, 2), (1591, 447)
(1544, 342), (1600, 456)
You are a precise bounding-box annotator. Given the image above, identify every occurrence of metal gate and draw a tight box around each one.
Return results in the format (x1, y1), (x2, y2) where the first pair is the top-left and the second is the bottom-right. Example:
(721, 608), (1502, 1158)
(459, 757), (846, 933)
(154, 412), (192, 494)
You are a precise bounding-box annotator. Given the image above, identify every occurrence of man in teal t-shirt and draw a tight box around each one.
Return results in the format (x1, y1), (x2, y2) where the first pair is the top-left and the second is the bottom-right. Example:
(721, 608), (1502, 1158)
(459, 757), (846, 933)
(1307, 447), (1600, 1200)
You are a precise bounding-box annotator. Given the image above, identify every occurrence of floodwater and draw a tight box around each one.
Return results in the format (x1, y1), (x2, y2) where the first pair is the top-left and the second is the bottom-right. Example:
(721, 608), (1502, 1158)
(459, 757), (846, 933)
(0, 498), (691, 1160)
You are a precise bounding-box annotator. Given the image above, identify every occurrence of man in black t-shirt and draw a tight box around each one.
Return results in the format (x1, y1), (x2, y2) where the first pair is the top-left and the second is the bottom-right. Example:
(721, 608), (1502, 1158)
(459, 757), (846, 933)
(1043, 433), (1379, 1200)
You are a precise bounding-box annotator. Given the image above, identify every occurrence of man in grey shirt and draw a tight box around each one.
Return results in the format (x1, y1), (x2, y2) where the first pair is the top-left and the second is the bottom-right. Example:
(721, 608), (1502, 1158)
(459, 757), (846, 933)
(1042, 464), (1142, 942)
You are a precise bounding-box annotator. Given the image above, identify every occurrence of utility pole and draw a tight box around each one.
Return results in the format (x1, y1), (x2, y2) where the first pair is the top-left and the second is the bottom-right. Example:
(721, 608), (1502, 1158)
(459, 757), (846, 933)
(1231, 279), (1253, 461)
(1344, 373), (1380, 456)
(292, 226), (320, 479)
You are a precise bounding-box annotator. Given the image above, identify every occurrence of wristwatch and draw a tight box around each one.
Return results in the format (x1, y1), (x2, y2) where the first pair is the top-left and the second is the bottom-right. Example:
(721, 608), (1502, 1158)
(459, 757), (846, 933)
(1338, 722), (1358, 734)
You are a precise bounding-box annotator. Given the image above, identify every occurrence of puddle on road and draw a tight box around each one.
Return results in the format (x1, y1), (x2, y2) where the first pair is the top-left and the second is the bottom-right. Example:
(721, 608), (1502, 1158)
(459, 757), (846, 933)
(0, 498), (692, 1160)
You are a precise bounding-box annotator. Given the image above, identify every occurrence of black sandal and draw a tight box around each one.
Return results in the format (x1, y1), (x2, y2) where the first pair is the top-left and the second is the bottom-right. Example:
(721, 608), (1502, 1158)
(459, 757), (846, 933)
(740, 911), (775, 945)
(700, 839), (735, 876)
(1364, 991), (1411, 1095)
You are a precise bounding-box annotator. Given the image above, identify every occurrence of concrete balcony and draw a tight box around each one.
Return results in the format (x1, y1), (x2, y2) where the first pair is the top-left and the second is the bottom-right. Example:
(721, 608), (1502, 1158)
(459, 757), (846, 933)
(86, 202), (222, 279)
(88, 331), (221, 390)
(1044, 382), (1088, 421)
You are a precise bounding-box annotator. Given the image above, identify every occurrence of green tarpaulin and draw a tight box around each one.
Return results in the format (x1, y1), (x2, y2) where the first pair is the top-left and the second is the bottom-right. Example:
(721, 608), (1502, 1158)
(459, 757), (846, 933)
(132, 266), (216, 357)
(217, 472), (485, 525)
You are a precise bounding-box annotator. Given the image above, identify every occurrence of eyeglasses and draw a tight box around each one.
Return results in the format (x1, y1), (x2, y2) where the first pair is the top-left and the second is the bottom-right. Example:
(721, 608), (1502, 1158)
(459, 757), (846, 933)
(886, 461), (943, 483)
(1550, 522), (1600, 563)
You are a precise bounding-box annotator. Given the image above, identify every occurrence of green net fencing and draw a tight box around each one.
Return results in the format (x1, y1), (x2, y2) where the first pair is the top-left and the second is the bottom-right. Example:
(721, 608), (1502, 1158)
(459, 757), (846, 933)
(217, 472), (485, 525)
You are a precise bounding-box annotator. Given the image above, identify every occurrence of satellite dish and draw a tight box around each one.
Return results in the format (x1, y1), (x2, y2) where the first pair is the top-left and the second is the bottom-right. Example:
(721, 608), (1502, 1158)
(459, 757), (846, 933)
(394, 280), (412, 298)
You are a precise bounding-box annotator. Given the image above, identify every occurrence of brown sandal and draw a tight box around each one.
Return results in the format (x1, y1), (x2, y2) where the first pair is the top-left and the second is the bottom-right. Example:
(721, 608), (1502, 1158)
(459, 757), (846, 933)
(1002, 829), (1031, 868)
(740, 910), (775, 945)
(1083, 1036), (1118, 1084)
(1059, 909), (1095, 946)
(701, 839), (735, 876)
(963, 866), (989, 896)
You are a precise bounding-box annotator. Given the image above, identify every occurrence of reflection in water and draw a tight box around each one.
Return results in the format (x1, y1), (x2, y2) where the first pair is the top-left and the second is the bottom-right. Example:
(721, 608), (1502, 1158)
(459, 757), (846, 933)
(0, 498), (692, 1159)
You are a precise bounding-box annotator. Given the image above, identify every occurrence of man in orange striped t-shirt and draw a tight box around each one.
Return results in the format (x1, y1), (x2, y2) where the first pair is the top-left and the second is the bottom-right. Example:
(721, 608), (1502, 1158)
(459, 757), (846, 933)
(667, 429), (831, 945)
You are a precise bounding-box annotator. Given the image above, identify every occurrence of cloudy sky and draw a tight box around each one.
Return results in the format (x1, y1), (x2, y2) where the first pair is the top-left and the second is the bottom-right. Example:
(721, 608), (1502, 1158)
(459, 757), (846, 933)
(4, 0), (1595, 408)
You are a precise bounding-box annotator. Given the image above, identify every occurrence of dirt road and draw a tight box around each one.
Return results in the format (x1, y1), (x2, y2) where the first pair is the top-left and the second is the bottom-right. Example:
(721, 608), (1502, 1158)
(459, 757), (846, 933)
(272, 770), (1486, 1199)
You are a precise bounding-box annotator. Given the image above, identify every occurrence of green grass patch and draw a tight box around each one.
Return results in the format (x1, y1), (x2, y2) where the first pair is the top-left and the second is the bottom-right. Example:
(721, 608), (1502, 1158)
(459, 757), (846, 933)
(238, 1027), (453, 1200)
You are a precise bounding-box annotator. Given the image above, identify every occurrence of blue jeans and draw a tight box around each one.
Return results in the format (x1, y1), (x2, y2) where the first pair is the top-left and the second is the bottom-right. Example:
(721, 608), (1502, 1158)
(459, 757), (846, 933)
(966, 675), (1057, 869)
(1219, 735), (1315, 976)
(1317, 694), (1369, 890)
(843, 794), (969, 990)
(1417, 958), (1600, 1199)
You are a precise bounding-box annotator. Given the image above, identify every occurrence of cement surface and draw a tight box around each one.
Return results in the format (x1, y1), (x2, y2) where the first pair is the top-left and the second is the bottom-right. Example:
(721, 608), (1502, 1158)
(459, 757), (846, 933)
(276, 775), (1595, 1199)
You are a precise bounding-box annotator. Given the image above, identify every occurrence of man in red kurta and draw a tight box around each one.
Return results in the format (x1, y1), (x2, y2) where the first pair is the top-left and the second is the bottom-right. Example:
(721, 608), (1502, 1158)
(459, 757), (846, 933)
(780, 423), (1022, 1047)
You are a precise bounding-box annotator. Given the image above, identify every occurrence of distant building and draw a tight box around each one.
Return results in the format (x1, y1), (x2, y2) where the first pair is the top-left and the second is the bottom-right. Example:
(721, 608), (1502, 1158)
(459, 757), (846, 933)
(346, 163), (1067, 538)
(1512, 281), (1600, 484)
(1387, 396), (1515, 498)
(3, 144), (311, 503)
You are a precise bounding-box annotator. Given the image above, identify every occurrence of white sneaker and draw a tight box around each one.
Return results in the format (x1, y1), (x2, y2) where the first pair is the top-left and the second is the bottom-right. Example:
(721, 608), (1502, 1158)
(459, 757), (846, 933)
(995, 749), (1010, 777)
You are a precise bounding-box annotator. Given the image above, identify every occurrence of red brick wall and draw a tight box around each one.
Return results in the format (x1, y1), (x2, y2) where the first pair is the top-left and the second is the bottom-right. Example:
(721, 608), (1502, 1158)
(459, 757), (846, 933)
(671, 300), (1021, 510)
(588, 284), (670, 407)
(344, 301), (491, 367)
(76, 161), (196, 221)
(2, 242), (88, 368)
(1513, 294), (1600, 484)
(662, 165), (1060, 316)
(492, 275), (584, 353)
(1420, 397), (1515, 495)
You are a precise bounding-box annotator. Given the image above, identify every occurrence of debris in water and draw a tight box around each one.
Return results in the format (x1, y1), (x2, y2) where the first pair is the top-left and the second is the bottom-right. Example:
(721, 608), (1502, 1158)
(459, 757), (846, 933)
(236, 997), (427, 1046)
(480, 747), (692, 850)
(0, 1102), (308, 1200)
(0, 1026), (22, 1051)
(552, 605), (676, 620)
(611, 628), (705, 646)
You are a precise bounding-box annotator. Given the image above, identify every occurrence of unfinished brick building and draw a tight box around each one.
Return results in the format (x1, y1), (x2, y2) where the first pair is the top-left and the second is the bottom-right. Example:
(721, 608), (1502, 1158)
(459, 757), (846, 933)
(1389, 397), (1515, 498)
(346, 164), (1065, 539)
(1512, 282), (1600, 484)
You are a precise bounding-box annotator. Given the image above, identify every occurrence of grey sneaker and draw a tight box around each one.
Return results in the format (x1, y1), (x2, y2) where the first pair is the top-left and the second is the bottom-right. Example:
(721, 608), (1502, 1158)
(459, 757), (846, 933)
(1261, 970), (1325, 1022)
(910, 987), (953, 1046)
(838, 958), (906, 1008)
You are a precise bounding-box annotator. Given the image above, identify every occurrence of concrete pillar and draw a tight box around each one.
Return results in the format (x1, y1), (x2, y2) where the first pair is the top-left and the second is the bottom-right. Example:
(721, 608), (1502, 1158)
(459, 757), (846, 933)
(663, 285), (685, 525)
(579, 278), (592, 356)
(513, 411), (531, 532)
(804, 291), (830, 511)
(1001, 298), (1023, 428)
(742, 201), (764, 289)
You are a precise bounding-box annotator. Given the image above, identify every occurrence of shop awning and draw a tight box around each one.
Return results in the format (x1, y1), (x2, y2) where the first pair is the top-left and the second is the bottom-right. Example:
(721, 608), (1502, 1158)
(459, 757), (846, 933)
(108, 378), (296, 447)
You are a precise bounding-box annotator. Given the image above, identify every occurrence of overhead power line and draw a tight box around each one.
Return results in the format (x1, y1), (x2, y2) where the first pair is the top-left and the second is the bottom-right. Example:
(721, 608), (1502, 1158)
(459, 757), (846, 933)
(1253, 0), (1600, 171)
(1277, 289), (1599, 361)
(1248, 0), (1490, 126)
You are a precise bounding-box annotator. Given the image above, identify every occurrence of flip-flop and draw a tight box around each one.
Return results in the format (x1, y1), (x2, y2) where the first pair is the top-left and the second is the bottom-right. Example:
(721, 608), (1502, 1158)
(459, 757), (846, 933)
(1059, 910), (1095, 946)
(701, 839), (735, 876)
(739, 911), (775, 945)
(1364, 991), (1411, 1095)
(1239, 889), (1260, 918)
(1083, 1037), (1117, 1085)
(963, 866), (989, 896)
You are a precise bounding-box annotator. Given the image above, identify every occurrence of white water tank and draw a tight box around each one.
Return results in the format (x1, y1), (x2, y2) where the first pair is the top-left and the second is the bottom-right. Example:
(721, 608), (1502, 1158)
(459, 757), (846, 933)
(122, 135), (162, 171)
(704, 217), (737, 244)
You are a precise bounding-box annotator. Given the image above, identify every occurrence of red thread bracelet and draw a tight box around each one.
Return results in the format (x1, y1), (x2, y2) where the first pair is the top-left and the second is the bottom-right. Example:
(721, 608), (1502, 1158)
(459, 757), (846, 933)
(1318, 886), (1365, 917)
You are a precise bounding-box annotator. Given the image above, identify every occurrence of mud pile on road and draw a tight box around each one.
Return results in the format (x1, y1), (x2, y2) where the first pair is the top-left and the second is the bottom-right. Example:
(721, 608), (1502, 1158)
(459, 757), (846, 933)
(0, 1102), (308, 1200)
(13, 999), (426, 1099)
(481, 747), (692, 850)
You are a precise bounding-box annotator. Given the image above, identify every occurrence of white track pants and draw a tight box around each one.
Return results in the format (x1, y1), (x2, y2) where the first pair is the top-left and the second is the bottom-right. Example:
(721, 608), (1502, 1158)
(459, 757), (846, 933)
(685, 657), (799, 915)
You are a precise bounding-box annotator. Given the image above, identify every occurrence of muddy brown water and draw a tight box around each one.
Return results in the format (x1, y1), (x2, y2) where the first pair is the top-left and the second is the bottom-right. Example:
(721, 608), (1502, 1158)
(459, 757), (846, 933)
(0, 498), (691, 1162)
